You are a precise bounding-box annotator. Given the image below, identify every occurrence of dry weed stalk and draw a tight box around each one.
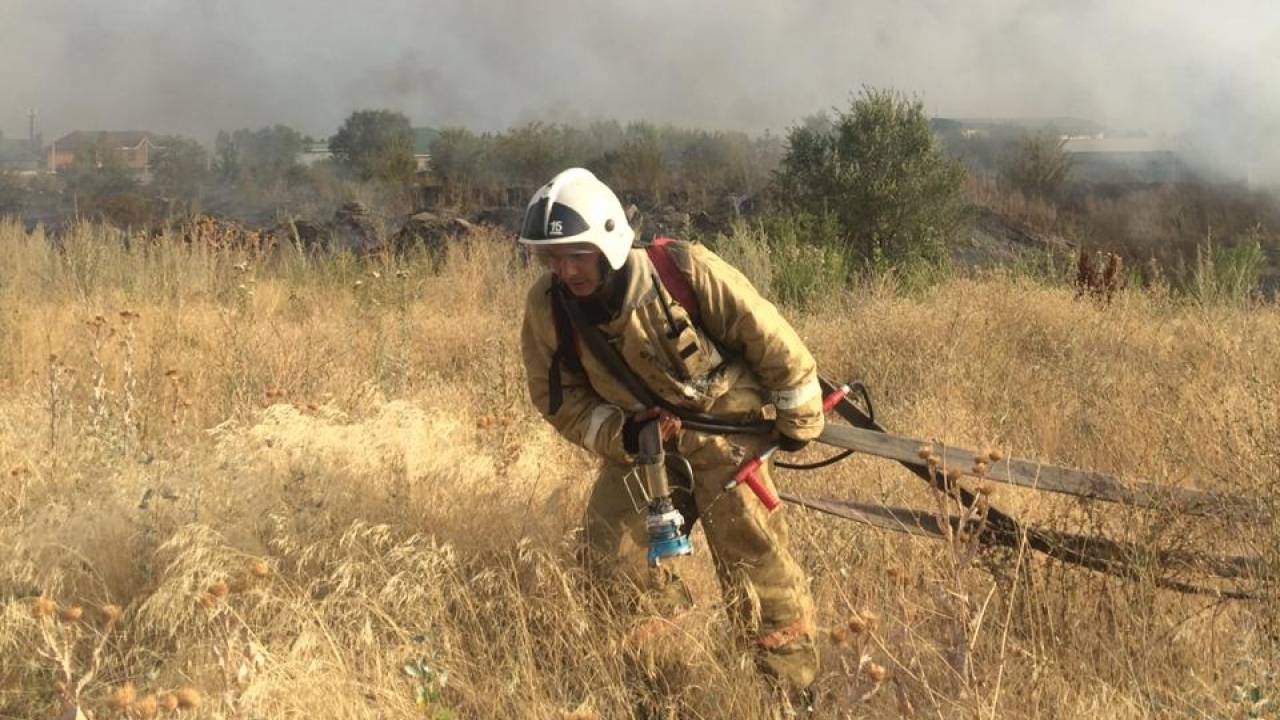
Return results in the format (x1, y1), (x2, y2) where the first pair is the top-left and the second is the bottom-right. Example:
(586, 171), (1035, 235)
(118, 310), (141, 451)
(85, 314), (113, 436)
(828, 607), (894, 705)
(46, 353), (73, 454)
(30, 595), (124, 714)
(195, 559), (274, 715)
(907, 444), (999, 700)
(1074, 250), (1125, 303)
(163, 368), (191, 429)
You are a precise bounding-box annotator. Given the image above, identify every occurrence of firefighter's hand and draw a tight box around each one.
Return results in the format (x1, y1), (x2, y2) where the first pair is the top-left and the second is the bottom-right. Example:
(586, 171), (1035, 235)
(637, 407), (682, 442)
(774, 430), (809, 453)
(623, 407), (683, 453)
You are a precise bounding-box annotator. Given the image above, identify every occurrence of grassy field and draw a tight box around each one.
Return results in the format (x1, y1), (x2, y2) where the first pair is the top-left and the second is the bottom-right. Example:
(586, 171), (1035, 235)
(1, 219), (1276, 719)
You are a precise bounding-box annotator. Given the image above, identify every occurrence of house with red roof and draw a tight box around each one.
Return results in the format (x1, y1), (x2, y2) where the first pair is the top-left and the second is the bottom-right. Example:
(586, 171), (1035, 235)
(47, 131), (161, 173)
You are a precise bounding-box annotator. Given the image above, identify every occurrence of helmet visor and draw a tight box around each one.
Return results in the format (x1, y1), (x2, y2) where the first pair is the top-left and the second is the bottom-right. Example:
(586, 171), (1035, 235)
(529, 244), (600, 271)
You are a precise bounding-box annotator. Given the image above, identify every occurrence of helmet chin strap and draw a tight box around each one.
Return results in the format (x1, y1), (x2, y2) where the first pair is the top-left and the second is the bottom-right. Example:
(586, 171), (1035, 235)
(593, 254), (631, 316)
(596, 254), (613, 284)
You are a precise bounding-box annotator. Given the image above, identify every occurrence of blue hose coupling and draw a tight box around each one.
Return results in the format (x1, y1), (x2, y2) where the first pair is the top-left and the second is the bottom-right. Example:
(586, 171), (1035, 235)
(646, 504), (692, 567)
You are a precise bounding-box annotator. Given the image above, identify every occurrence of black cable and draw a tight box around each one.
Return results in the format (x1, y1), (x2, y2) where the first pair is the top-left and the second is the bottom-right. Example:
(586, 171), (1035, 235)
(679, 417), (772, 435)
(652, 273), (688, 338)
(773, 380), (871, 471)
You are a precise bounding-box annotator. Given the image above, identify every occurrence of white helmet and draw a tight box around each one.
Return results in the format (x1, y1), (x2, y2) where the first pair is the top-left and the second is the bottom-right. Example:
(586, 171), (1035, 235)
(518, 167), (634, 270)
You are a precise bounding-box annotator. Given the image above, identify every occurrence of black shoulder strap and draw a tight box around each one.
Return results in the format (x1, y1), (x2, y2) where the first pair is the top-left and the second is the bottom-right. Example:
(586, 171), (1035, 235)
(557, 282), (771, 434)
(559, 290), (770, 435)
(546, 283), (584, 415)
(556, 283), (662, 410)
(546, 251), (746, 427)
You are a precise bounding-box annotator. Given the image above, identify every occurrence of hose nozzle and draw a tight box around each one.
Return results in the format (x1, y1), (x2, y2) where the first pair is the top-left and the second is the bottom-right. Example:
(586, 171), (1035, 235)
(636, 419), (693, 567)
(646, 497), (692, 566)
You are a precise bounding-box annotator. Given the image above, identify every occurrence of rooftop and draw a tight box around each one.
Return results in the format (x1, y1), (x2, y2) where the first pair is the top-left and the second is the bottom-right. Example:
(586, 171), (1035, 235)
(1064, 137), (1179, 154)
(51, 130), (158, 152)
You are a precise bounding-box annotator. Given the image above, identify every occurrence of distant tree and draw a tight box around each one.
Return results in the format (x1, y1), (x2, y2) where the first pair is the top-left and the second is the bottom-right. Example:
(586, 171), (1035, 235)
(678, 130), (769, 207)
(1002, 131), (1072, 200)
(150, 135), (210, 198)
(592, 122), (670, 206)
(213, 130), (241, 182)
(65, 163), (137, 199)
(214, 125), (305, 184)
(793, 111), (835, 139)
(429, 127), (491, 203)
(778, 87), (966, 266)
(579, 120), (626, 160)
(245, 125), (304, 182)
(63, 160), (145, 224)
(329, 109), (416, 183)
(680, 132), (732, 205)
(492, 122), (565, 188)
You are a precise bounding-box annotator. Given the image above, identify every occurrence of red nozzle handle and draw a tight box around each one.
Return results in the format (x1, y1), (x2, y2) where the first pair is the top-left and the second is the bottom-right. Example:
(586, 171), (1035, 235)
(725, 384), (848, 513)
(731, 457), (781, 512)
(822, 384), (851, 412)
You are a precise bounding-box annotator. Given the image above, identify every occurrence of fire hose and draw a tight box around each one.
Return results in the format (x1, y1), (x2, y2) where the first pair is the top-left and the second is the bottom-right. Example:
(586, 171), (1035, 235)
(633, 376), (1268, 598)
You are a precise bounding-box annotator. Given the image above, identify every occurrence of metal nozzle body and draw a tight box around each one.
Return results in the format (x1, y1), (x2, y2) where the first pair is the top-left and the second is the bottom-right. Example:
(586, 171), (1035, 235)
(636, 419), (693, 566)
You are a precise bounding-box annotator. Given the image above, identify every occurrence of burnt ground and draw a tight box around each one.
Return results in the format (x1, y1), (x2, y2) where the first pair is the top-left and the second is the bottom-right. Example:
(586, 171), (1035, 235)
(952, 207), (1073, 269)
(3, 175), (1276, 297)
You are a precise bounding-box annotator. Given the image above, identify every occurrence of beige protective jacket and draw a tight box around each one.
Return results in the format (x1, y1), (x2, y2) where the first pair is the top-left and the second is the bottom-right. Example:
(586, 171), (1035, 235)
(521, 241), (824, 466)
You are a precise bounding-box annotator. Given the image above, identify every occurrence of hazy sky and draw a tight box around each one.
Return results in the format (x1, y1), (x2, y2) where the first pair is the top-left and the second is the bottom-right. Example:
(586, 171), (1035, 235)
(2, 0), (1276, 176)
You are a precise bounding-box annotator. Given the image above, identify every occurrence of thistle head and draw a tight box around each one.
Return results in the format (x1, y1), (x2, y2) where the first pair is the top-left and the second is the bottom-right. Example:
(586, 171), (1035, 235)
(174, 688), (202, 710)
(58, 604), (83, 624)
(92, 605), (121, 631)
(250, 560), (271, 579)
(109, 683), (136, 711)
(864, 662), (889, 683)
(31, 596), (55, 622)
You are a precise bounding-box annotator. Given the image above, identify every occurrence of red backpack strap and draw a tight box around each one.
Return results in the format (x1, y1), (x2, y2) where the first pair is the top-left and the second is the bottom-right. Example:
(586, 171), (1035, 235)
(645, 237), (700, 325)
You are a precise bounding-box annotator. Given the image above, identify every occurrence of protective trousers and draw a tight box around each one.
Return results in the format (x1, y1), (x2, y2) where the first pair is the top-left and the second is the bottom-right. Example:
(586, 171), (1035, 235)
(581, 435), (818, 690)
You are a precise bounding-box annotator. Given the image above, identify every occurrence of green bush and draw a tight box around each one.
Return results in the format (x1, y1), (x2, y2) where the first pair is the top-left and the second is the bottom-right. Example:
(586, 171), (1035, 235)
(705, 221), (773, 294)
(429, 127), (491, 205)
(330, 109), (416, 184)
(1001, 132), (1072, 201)
(769, 236), (851, 307)
(1186, 228), (1267, 306)
(778, 87), (966, 269)
(708, 215), (849, 308)
(214, 125), (306, 185)
(150, 135), (210, 199)
(423, 119), (783, 213)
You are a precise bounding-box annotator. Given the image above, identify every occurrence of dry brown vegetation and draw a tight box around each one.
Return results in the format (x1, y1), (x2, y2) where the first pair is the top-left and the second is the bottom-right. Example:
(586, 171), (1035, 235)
(964, 174), (1280, 294)
(1, 219), (1277, 719)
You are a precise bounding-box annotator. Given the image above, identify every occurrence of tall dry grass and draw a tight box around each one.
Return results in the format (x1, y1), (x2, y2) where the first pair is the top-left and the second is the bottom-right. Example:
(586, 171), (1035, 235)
(1, 218), (1276, 719)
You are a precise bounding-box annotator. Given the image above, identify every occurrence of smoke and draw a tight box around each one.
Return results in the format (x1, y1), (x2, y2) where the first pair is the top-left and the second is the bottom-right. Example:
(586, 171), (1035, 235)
(3, 0), (1277, 182)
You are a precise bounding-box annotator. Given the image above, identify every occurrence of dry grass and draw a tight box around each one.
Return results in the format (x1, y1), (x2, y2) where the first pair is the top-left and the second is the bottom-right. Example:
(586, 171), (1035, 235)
(964, 175), (1061, 233)
(1, 218), (1277, 719)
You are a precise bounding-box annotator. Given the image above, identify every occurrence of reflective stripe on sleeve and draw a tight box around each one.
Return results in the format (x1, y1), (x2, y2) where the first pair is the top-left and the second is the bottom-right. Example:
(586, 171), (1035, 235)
(774, 377), (821, 411)
(583, 404), (622, 451)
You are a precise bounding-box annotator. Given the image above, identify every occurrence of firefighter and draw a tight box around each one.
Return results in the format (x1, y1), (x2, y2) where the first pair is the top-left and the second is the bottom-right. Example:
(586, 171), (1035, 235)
(518, 167), (824, 701)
